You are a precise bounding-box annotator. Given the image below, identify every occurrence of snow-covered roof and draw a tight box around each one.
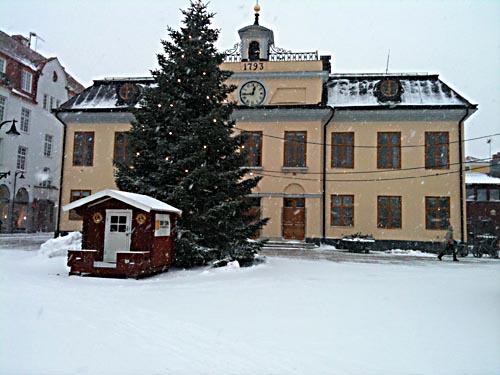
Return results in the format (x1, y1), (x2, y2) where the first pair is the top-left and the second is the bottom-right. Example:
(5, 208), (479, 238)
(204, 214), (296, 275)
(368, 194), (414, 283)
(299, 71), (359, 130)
(63, 189), (182, 215)
(466, 172), (500, 185)
(0, 31), (83, 94)
(327, 73), (475, 108)
(59, 77), (154, 110)
(64, 71), (85, 94)
(59, 73), (476, 112)
(0, 31), (44, 70)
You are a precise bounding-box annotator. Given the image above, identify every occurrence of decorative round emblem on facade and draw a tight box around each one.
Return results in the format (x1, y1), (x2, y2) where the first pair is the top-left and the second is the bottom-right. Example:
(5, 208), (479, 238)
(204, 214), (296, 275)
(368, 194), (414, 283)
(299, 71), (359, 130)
(117, 83), (142, 104)
(374, 78), (403, 103)
(53, 71), (58, 82)
(136, 213), (147, 225)
(92, 212), (103, 224)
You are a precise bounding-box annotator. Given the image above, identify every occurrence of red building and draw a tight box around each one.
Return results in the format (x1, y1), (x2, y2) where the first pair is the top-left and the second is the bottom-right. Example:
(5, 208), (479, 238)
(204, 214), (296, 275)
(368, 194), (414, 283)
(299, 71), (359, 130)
(466, 171), (500, 236)
(63, 190), (181, 278)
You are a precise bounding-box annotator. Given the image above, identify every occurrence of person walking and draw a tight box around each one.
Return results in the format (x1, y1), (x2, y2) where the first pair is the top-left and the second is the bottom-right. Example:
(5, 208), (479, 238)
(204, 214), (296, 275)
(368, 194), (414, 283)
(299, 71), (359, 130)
(438, 225), (458, 261)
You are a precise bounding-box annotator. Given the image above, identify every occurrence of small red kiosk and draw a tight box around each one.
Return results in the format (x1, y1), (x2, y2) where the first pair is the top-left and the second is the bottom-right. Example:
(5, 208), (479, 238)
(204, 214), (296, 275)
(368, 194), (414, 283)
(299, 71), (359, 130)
(63, 190), (182, 278)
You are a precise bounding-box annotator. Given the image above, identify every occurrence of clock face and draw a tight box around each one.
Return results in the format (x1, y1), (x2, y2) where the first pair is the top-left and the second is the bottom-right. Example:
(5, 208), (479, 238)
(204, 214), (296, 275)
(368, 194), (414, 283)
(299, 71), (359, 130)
(239, 81), (266, 106)
(117, 83), (141, 104)
(374, 78), (403, 103)
(379, 79), (399, 98)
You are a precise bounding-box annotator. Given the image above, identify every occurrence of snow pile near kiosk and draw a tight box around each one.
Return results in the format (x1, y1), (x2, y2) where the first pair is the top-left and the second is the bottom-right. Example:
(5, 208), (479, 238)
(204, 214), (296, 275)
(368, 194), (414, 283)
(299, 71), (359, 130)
(38, 232), (82, 258)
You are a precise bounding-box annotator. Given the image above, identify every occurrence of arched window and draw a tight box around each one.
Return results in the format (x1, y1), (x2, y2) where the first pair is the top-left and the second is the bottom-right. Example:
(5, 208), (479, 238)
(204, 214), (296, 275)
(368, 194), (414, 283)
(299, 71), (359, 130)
(248, 41), (260, 61)
(14, 188), (29, 231)
(0, 185), (9, 231)
(0, 185), (9, 201)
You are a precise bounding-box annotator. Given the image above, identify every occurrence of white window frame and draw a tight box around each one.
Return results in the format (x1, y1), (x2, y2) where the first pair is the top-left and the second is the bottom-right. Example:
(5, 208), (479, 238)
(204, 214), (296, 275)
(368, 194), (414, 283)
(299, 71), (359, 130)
(21, 70), (33, 93)
(43, 94), (48, 110)
(0, 57), (6, 74)
(20, 107), (30, 133)
(44, 134), (53, 157)
(50, 96), (55, 109)
(40, 167), (52, 187)
(0, 95), (6, 121)
(17, 146), (28, 171)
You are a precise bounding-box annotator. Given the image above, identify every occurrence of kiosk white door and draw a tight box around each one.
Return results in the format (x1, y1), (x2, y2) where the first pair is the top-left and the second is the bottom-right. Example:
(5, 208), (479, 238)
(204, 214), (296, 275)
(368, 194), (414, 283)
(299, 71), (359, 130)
(103, 209), (132, 262)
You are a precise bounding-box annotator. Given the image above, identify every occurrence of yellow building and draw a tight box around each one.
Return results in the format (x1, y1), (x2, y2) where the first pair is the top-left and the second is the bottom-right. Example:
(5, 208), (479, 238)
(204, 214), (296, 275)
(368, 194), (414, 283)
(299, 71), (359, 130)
(56, 8), (476, 250)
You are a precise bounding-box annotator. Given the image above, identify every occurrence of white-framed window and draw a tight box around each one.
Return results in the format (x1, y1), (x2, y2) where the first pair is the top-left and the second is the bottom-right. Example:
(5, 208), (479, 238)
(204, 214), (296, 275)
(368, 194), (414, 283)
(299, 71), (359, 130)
(56, 99), (61, 108)
(0, 95), (6, 121)
(0, 57), (6, 74)
(20, 107), (30, 133)
(49, 96), (55, 109)
(40, 167), (52, 187)
(17, 146), (28, 171)
(21, 70), (33, 93)
(43, 94), (48, 110)
(44, 134), (53, 157)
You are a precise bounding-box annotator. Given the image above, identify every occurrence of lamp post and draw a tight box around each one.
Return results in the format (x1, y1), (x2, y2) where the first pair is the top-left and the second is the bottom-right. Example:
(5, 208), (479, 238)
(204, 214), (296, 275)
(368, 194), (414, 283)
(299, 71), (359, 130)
(1, 120), (21, 179)
(0, 171), (11, 180)
(9, 171), (25, 233)
(0, 119), (24, 232)
(0, 119), (21, 136)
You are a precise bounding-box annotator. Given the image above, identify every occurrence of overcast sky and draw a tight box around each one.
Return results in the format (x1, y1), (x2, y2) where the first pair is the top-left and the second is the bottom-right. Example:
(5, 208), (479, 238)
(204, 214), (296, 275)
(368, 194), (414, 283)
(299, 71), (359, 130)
(2, 0), (499, 158)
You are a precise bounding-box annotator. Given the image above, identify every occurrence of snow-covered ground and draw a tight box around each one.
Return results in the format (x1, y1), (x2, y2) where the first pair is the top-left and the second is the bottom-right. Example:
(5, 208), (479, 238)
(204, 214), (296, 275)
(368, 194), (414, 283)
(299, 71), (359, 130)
(1, 237), (499, 375)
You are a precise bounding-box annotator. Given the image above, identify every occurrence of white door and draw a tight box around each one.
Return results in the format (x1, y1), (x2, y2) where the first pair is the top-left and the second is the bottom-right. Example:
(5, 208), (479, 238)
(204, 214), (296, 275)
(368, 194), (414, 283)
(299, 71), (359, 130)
(103, 209), (132, 262)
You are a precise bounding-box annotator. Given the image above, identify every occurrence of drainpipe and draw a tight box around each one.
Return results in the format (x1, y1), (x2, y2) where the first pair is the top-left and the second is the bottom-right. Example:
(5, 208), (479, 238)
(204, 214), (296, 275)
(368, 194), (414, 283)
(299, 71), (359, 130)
(322, 106), (336, 242)
(458, 107), (469, 243)
(54, 111), (67, 238)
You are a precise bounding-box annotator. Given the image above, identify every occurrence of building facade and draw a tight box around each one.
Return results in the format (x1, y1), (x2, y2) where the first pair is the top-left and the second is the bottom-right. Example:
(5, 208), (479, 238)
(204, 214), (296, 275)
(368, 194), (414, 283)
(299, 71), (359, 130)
(466, 152), (500, 237)
(0, 31), (84, 232)
(55, 9), (477, 249)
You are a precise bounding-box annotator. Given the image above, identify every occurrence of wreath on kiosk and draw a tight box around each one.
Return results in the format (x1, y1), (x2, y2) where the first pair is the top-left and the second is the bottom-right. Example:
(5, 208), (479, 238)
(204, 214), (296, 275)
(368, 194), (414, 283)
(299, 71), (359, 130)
(92, 212), (103, 224)
(136, 213), (147, 225)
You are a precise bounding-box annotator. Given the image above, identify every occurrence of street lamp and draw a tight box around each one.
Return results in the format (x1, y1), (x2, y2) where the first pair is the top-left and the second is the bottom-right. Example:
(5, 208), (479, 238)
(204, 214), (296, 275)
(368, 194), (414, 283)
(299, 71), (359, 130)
(1, 120), (22, 178)
(9, 170), (25, 233)
(1, 120), (23, 231)
(0, 119), (21, 136)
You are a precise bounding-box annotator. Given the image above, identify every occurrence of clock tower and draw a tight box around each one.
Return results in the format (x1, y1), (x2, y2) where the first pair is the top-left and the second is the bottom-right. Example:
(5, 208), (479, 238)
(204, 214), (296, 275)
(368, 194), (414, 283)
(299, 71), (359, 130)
(238, 3), (274, 61)
(220, 2), (332, 241)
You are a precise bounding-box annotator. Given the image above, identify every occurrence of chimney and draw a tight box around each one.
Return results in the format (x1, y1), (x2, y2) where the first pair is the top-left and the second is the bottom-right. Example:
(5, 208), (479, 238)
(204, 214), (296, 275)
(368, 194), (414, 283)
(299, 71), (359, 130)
(490, 152), (500, 178)
(12, 35), (30, 48)
(320, 55), (332, 73)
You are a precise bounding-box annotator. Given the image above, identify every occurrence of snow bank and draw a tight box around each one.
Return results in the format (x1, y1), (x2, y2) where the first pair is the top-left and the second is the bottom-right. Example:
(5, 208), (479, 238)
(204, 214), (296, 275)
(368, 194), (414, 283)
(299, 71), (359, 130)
(318, 243), (337, 251)
(38, 232), (82, 258)
(377, 248), (437, 257)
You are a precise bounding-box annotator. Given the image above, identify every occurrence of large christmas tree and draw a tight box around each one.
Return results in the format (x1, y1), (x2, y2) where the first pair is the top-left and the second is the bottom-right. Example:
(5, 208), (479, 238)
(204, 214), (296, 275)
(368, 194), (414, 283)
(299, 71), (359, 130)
(115, 0), (267, 267)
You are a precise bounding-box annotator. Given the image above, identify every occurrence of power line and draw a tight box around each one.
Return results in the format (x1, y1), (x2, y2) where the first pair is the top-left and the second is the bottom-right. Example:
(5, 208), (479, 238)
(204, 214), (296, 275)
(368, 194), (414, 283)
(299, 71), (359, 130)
(249, 157), (493, 175)
(249, 165), (487, 183)
(234, 126), (500, 149)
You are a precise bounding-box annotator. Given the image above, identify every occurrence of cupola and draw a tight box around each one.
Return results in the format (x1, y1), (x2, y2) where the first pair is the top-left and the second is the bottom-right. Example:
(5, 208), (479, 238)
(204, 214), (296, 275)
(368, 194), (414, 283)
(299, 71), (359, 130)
(238, 2), (274, 61)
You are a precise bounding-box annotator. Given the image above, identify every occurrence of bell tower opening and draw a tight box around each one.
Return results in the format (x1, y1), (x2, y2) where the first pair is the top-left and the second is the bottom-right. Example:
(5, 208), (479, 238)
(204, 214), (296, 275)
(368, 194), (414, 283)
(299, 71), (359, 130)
(248, 41), (260, 61)
(238, 2), (274, 62)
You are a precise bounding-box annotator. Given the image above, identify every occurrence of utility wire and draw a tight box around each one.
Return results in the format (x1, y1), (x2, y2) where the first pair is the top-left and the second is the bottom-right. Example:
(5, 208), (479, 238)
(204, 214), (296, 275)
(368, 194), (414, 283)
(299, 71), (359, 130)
(249, 157), (493, 175)
(234, 126), (500, 149)
(249, 165), (488, 183)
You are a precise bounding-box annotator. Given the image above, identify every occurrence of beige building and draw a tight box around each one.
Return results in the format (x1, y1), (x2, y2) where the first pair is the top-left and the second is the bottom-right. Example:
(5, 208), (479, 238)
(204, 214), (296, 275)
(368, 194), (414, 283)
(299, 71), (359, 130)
(56, 9), (476, 250)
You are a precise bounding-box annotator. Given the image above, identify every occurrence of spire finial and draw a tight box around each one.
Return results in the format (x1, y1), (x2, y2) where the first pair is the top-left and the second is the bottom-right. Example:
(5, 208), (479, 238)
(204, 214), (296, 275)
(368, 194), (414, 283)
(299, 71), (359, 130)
(254, 1), (260, 25)
(254, 0), (260, 13)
